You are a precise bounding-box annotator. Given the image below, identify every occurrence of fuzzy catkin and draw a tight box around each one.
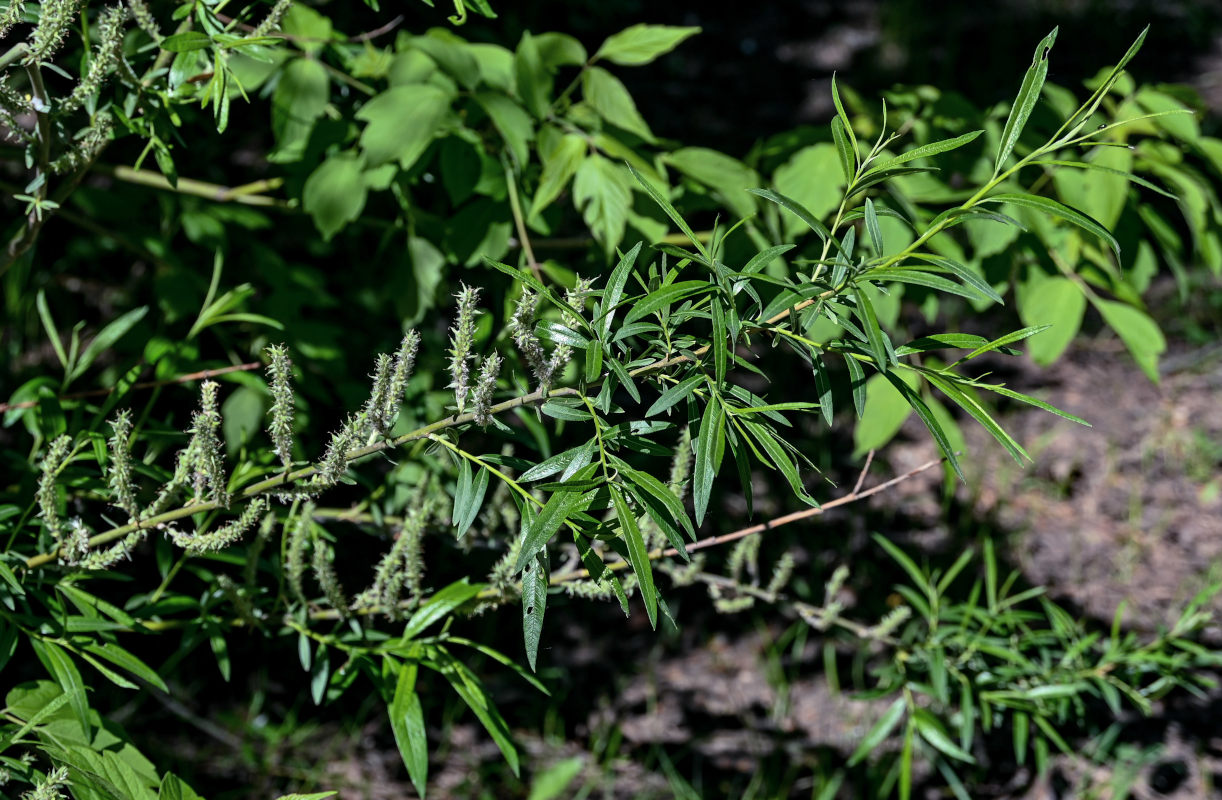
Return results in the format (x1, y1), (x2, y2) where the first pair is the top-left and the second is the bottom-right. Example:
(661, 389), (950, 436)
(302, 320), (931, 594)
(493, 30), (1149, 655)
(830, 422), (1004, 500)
(0, 0), (25, 39)
(249, 0), (291, 38)
(25, 0), (82, 63)
(472, 352), (501, 427)
(37, 435), (72, 549)
(286, 503), (312, 604)
(166, 498), (267, 554)
(190, 381), (229, 506)
(311, 533), (348, 617)
(384, 329), (420, 424)
(106, 410), (139, 522)
(57, 6), (127, 115)
(265, 344), (295, 469)
(448, 285), (480, 413)
(48, 112), (113, 174)
(126, 0), (159, 40)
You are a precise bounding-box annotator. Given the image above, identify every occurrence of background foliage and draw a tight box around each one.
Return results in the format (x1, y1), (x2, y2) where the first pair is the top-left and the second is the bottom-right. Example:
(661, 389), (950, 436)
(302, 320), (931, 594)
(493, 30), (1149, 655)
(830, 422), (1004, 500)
(2, 1), (1221, 798)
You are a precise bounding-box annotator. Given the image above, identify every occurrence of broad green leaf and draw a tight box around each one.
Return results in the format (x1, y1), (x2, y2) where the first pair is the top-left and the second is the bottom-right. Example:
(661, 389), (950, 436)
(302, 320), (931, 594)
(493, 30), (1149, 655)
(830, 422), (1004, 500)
(272, 58), (329, 153)
(411, 29), (479, 89)
(984, 193), (1119, 256)
(522, 550), (549, 670)
(159, 773), (205, 800)
(1093, 298), (1165, 382)
(767, 145), (841, 241)
(996, 27), (1058, 170)
(303, 154), (368, 240)
(583, 67), (654, 143)
(595, 24), (701, 66)
(515, 31), (550, 118)
(535, 33), (587, 70)
(402, 580), (486, 640)
(475, 90), (535, 167)
(529, 133), (586, 218)
(452, 461), (490, 538)
(665, 147), (759, 219)
(693, 397), (723, 526)
(871, 130), (984, 174)
(514, 490), (594, 572)
(612, 485), (657, 628)
(847, 696), (906, 766)
(573, 155), (633, 256)
(281, 5), (332, 53)
(357, 84), (452, 169)
(1019, 276), (1085, 365)
(623, 281), (710, 326)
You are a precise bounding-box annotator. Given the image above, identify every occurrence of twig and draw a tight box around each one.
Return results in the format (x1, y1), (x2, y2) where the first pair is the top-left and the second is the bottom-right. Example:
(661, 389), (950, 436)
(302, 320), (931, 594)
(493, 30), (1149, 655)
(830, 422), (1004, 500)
(95, 164), (289, 207)
(852, 449), (875, 495)
(215, 12), (404, 43)
(0, 362), (262, 413)
(503, 158), (541, 281)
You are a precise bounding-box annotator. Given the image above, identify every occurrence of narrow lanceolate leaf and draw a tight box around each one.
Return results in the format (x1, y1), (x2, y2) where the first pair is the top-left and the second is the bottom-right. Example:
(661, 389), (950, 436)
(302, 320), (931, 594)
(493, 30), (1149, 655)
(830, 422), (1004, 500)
(519, 441), (596, 482)
(831, 73), (859, 169)
(599, 242), (643, 338)
(869, 130), (984, 175)
(996, 27), (1058, 171)
(812, 354), (834, 426)
(864, 198), (884, 255)
(983, 193), (1119, 256)
(831, 116), (856, 184)
(848, 696), (907, 766)
(882, 371), (964, 481)
(31, 640), (90, 735)
(390, 662), (428, 797)
(514, 489), (594, 573)
(693, 397), (724, 527)
(435, 654), (520, 777)
(748, 188), (833, 245)
(612, 485), (657, 629)
(712, 299), (728, 387)
(852, 285), (893, 369)
(452, 461), (490, 539)
(623, 281), (710, 325)
(402, 580), (487, 640)
(611, 456), (696, 541)
(907, 254), (1004, 304)
(522, 550), (549, 671)
(845, 354), (866, 418)
(646, 374), (704, 418)
(922, 371), (1029, 464)
(1060, 26), (1149, 139)
(626, 163), (709, 260)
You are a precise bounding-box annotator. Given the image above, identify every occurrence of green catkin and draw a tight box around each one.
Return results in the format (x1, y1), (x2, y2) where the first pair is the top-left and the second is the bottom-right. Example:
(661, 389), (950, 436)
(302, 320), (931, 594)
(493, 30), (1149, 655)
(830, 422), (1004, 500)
(0, 0), (25, 39)
(60, 517), (91, 565)
(309, 414), (361, 490)
(189, 381), (229, 506)
(25, 0), (82, 64)
(363, 353), (393, 435)
(249, 0), (291, 38)
(217, 574), (258, 626)
(125, 0), (159, 40)
(48, 111), (113, 175)
(142, 435), (199, 519)
(79, 527), (147, 569)
(0, 82), (34, 145)
(507, 291), (551, 390)
(24, 764), (70, 800)
(286, 503), (312, 604)
(471, 352), (501, 427)
(356, 503), (430, 618)
(106, 410), (139, 522)
(166, 498), (267, 554)
(383, 329), (420, 425)
(448, 284), (480, 413)
(726, 534), (759, 584)
(310, 530), (348, 616)
(765, 552), (795, 596)
(36, 435), (72, 550)
(56, 6), (127, 115)
(265, 344), (295, 470)
(870, 605), (912, 639)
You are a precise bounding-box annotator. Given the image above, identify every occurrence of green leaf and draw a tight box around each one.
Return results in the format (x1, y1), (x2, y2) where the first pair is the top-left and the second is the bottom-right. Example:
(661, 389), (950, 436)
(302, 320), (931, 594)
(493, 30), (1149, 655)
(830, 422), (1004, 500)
(749, 187), (832, 246)
(527, 757), (585, 800)
(914, 709), (976, 763)
(357, 84), (451, 169)
(811, 355), (834, 426)
(845, 354), (866, 418)
(612, 457), (695, 541)
(595, 24), (701, 66)
(852, 285), (893, 369)
(272, 58), (330, 154)
(665, 148), (759, 219)
(514, 490), (594, 572)
(402, 580), (486, 640)
(646, 374), (703, 417)
(906, 254), (1004, 304)
(612, 485), (657, 628)
(583, 67), (654, 142)
(1019, 276), (1086, 365)
(769, 144), (842, 240)
(848, 696), (906, 766)
(452, 461), (490, 539)
(31, 639), (90, 735)
(159, 773), (205, 800)
(522, 550), (549, 670)
(161, 31), (212, 52)
(69, 307), (148, 383)
(996, 27), (1058, 170)
(984, 192), (1119, 256)
(82, 643), (168, 693)
(436, 653), (520, 776)
(693, 397), (723, 527)
(529, 133), (586, 218)
(882, 371), (963, 480)
(515, 31), (550, 118)
(853, 370), (912, 455)
(519, 441), (596, 482)
(474, 91), (535, 167)
(303, 154), (367, 240)
(599, 241), (642, 338)
(830, 116), (856, 183)
(871, 130), (984, 174)
(1049, 147), (1135, 230)
(626, 163), (709, 260)
(863, 198), (884, 255)
(830, 74), (859, 170)
(1092, 298), (1165, 382)
(623, 281), (710, 326)
(573, 154), (633, 256)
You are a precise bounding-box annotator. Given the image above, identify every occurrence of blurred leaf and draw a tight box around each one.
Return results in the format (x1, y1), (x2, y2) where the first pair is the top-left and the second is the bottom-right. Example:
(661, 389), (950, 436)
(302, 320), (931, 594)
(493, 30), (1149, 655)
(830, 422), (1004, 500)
(573, 154), (632, 256)
(1093, 298), (1165, 381)
(303, 154), (368, 240)
(1019, 276), (1085, 365)
(357, 84), (452, 168)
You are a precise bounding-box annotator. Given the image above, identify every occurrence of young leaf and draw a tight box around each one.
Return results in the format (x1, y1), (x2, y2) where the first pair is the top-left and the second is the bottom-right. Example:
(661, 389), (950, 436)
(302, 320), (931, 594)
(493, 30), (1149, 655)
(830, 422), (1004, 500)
(881, 370), (964, 480)
(851, 284), (893, 369)
(390, 662), (429, 798)
(845, 354), (866, 418)
(522, 550), (549, 671)
(995, 27), (1058, 171)
(812, 354), (834, 426)
(595, 24), (701, 66)
(402, 580), (486, 640)
(830, 116), (856, 184)
(864, 198), (884, 256)
(612, 485), (657, 628)
(869, 130), (984, 174)
(622, 281), (710, 325)
(830, 73), (859, 170)
(452, 462), (489, 539)
(599, 242), (643, 338)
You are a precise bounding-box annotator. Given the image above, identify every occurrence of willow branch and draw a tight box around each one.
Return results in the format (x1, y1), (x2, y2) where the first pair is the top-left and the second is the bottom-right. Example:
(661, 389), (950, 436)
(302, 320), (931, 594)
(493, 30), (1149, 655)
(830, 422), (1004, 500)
(0, 362), (262, 413)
